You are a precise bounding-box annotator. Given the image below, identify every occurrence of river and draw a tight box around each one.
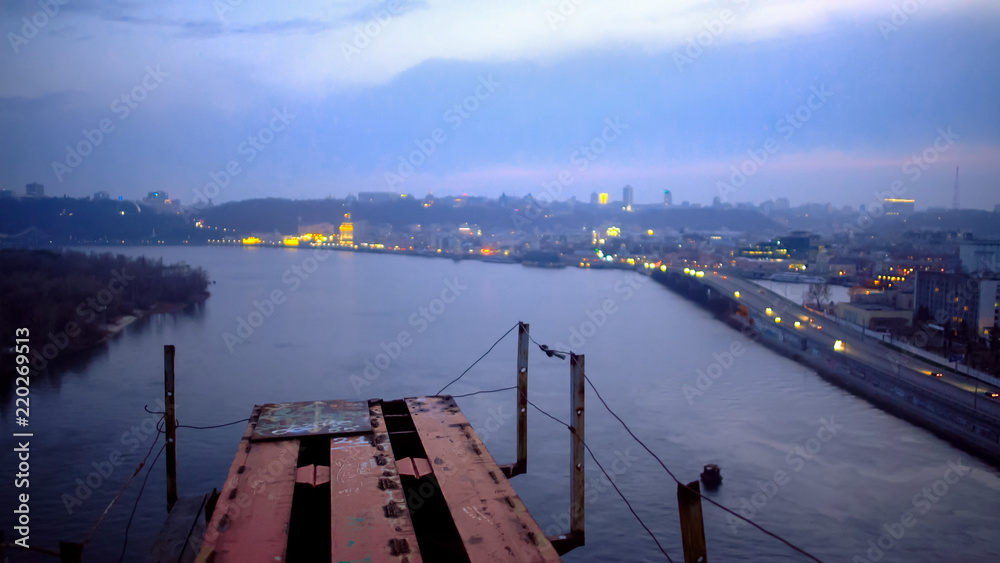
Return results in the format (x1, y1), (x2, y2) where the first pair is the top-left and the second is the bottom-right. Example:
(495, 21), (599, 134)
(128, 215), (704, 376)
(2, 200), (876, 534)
(2, 246), (998, 562)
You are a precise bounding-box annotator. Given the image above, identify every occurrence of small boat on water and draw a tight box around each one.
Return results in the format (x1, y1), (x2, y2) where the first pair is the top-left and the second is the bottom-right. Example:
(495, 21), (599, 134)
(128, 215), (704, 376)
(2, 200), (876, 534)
(700, 464), (722, 488)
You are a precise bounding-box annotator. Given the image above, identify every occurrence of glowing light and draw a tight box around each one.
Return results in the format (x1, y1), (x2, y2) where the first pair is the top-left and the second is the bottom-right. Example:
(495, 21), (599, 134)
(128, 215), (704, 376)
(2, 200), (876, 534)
(599, 193), (609, 205)
(282, 238), (300, 246)
(242, 237), (261, 245)
(606, 226), (621, 237)
(734, 291), (741, 298)
(834, 340), (844, 352)
(775, 317), (781, 323)
(660, 265), (667, 271)
(794, 321), (801, 327)
(765, 307), (773, 316)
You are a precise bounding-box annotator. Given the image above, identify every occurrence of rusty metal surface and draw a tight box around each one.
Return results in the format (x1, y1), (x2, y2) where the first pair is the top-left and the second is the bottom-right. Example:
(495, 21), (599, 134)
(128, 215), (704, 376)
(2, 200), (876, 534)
(252, 400), (371, 440)
(329, 402), (422, 562)
(196, 406), (300, 563)
(395, 457), (434, 479)
(295, 464), (331, 486)
(406, 396), (562, 563)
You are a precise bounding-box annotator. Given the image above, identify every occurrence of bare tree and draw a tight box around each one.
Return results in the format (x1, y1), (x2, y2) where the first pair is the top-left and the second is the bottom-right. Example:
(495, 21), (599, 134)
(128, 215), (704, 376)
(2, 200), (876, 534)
(807, 283), (832, 310)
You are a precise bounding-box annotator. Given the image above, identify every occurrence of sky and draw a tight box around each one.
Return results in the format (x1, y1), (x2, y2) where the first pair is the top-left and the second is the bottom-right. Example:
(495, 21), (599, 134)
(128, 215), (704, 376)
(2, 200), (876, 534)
(1, 0), (999, 209)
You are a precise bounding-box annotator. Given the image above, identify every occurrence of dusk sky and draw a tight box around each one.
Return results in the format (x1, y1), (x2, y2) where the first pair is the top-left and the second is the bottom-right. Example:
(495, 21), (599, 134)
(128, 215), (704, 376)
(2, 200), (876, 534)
(2, 0), (999, 209)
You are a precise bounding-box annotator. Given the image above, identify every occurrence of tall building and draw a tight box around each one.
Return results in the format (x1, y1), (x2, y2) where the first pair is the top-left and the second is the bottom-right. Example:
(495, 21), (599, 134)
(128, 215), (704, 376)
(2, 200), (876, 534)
(884, 198), (915, 217)
(914, 271), (999, 339)
(590, 192), (599, 205)
(959, 238), (1000, 274)
(339, 213), (354, 245)
(622, 185), (634, 212)
(598, 192), (609, 205)
(663, 189), (672, 207)
(26, 182), (44, 197)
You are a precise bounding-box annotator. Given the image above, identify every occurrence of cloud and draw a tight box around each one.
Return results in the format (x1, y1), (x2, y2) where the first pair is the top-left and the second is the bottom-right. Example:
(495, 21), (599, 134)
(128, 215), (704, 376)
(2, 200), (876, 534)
(5, 0), (998, 99)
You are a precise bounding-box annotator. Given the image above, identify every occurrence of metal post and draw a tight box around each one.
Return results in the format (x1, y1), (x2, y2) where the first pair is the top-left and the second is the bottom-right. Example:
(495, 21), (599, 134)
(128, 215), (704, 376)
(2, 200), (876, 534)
(164, 345), (178, 511)
(516, 322), (529, 476)
(569, 353), (585, 544)
(677, 481), (708, 563)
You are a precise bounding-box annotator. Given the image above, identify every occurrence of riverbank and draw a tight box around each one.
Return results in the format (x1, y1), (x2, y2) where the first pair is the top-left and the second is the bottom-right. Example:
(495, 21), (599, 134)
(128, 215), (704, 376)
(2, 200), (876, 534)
(0, 248), (211, 371)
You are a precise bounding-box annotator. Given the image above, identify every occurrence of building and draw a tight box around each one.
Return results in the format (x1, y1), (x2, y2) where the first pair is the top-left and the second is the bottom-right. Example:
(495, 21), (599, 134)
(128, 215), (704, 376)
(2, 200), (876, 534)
(959, 238), (1000, 274)
(145, 191), (169, 203)
(836, 302), (912, 332)
(737, 232), (817, 262)
(26, 182), (44, 197)
(913, 271), (999, 338)
(357, 191), (399, 204)
(0, 189), (12, 199)
(339, 213), (354, 245)
(622, 185), (634, 212)
(598, 192), (609, 205)
(94, 191), (110, 200)
(883, 198), (915, 217)
(590, 192), (599, 205)
(664, 189), (672, 207)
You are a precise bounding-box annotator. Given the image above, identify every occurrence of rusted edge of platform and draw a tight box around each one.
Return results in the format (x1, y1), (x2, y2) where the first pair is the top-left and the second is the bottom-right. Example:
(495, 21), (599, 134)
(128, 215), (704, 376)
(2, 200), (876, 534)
(406, 396), (561, 563)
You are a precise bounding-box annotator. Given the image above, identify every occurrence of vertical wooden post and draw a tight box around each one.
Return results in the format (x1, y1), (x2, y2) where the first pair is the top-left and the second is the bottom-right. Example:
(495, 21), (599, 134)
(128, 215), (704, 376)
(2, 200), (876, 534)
(677, 480), (708, 563)
(58, 541), (84, 563)
(569, 353), (585, 544)
(164, 345), (178, 512)
(515, 321), (529, 476)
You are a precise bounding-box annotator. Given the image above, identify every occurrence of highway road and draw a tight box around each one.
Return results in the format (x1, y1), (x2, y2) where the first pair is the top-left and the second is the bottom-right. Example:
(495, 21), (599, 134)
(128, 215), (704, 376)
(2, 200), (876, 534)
(669, 267), (1000, 416)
